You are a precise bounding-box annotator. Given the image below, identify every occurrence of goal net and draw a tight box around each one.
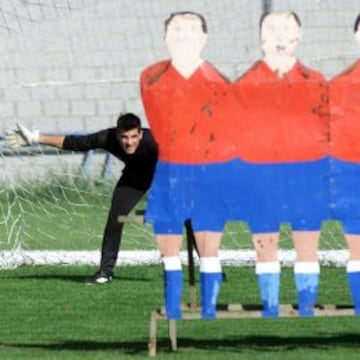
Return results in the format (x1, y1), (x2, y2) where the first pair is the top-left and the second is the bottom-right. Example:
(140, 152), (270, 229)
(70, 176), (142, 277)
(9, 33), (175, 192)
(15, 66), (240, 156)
(0, 0), (356, 267)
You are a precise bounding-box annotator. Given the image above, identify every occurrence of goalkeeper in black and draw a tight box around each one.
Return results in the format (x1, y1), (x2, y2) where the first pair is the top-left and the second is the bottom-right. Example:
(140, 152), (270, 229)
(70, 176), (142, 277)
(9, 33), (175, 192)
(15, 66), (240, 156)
(6, 113), (158, 284)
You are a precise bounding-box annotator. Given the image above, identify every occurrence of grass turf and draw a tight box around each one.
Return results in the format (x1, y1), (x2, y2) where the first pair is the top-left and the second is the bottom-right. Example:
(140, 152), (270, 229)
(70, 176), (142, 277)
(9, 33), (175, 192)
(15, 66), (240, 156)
(0, 265), (359, 359)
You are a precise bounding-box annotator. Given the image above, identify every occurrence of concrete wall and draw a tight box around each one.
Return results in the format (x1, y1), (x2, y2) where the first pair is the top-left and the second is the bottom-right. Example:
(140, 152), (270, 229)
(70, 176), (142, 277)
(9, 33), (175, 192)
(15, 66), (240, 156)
(0, 0), (358, 134)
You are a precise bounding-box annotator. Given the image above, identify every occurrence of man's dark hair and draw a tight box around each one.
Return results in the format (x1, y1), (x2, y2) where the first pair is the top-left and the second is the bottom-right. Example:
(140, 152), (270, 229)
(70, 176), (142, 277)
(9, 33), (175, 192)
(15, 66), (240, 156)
(354, 14), (360, 32)
(164, 11), (208, 34)
(116, 113), (141, 132)
(259, 11), (302, 29)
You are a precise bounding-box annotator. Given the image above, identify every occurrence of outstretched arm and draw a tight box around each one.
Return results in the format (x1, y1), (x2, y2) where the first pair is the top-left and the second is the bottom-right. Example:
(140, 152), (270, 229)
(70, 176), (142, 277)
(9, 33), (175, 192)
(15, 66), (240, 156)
(5, 123), (65, 150)
(5, 123), (107, 152)
(38, 134), (65, 149)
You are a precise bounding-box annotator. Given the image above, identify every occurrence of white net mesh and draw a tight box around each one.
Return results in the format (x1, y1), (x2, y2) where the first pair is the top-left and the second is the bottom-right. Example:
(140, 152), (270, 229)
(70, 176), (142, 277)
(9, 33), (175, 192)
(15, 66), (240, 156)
(0, 0), (356, 267)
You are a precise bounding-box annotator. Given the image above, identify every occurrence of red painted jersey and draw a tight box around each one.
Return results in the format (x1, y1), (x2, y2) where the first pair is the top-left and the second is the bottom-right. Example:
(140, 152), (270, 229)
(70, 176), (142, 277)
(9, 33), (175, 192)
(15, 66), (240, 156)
(234, 60), (329, 163)
(330, 59), (360, 162)
(140, 60), (237, 164)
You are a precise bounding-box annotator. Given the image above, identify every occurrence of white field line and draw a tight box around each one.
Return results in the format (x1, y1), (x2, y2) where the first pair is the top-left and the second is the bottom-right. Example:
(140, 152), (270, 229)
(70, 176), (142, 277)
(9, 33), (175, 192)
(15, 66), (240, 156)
(0, 249), (349, 269)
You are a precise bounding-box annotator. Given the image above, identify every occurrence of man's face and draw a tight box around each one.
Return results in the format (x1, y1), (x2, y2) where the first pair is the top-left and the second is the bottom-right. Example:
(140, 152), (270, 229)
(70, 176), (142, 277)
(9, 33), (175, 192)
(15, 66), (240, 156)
(261, 13), (301, 57)
(116, 128), (142, 154)
(165, 14), (207, 60)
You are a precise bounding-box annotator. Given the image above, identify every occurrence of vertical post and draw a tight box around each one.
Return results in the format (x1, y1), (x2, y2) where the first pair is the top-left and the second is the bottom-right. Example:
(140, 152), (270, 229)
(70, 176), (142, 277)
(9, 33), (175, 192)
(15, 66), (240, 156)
(262, 0), (272, 13)
(102, 153), (114, 179)
(81, 150), (95, 178)
(148, 311), (158, 357)
(168, 320), (177, 351)
(185, 219), (197, 308)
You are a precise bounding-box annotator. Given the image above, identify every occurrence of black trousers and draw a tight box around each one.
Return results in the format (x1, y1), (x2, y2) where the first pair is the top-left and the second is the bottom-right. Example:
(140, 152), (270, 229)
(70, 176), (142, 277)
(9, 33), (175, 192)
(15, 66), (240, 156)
(99, 186), (197, 274)
(100, 185), (145, 273)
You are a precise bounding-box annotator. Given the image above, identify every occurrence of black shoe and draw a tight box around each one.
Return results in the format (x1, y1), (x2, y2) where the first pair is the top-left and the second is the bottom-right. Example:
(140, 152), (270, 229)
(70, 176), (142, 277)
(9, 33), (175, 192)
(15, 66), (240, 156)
(85, 270), (113, 285)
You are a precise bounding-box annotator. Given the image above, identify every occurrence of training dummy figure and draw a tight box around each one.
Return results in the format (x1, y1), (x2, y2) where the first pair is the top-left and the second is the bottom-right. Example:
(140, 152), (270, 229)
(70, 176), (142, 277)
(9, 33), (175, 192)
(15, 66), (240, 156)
(234, 12), (329, 317)
(329, 13), (360, 315)
(141, 11), (236, 319)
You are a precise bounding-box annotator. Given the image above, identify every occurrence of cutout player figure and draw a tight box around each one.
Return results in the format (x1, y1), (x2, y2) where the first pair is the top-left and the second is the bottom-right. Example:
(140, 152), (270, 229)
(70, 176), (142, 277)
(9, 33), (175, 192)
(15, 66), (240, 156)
(141, 11), (236, 319)
(233, 12), (329, 317)
(329, 13), (360, 315)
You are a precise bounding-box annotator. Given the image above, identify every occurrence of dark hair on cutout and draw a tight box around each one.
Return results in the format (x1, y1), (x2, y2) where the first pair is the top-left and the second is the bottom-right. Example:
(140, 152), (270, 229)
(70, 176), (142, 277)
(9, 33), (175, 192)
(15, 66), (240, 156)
(354, 14), (360, 32)
(259, 11), (302, 29)
(164, 11), (208, 34)
(116, 113), (141, 132)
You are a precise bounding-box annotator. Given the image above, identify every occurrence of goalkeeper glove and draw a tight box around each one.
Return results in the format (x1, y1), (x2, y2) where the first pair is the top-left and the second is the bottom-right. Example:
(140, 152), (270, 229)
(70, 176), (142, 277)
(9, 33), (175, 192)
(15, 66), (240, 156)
(4, 123), (40, 150)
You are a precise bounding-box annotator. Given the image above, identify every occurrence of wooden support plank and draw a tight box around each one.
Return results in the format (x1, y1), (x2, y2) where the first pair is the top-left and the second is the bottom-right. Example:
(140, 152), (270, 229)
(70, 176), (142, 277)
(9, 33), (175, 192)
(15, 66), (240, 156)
(148, 311), (158, 357)
(117, 210), (146, 224)
(314, 304), (354, 317)
(189, 286), (198, 309)
(149, 304), (356, 356)
(168, 320), (177, 351)
(117, 215), (144, 224)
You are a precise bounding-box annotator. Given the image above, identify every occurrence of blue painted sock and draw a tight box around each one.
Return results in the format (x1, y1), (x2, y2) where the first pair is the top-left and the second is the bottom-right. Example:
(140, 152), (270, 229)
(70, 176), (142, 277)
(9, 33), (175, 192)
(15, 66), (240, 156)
(256, 262), (281, 318)
(200, 272), (222, 319)
(295, 273), (319, 317)
(164, 270), (183, 319)
(257, 273), (280, 317)
(347, 271), (360, 315)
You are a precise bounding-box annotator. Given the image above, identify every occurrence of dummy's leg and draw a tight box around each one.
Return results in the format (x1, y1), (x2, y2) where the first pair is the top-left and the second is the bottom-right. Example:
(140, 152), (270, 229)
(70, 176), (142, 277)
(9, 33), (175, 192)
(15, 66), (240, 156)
(157, 235), (183, 319)
(345, 235), (360, 315)
(253, 233), (280, 317)
(293, 231), (320, 317)
(195, 232), (222, 319)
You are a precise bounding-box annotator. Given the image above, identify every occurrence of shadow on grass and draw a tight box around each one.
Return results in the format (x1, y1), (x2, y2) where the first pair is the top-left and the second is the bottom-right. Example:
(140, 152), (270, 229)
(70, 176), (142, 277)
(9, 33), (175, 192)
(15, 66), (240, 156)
(0, 340), (149, 355)
(2, 333), (360, 355)
(7, 274), (154, 283)
(179, 333), (360, 353)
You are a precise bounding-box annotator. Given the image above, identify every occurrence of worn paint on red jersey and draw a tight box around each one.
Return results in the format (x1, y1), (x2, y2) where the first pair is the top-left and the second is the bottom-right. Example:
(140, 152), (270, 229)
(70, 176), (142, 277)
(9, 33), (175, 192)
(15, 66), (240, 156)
(330, 59), (360, 162)
(234, 60), (329, 163)
(140, 60), (237, 164)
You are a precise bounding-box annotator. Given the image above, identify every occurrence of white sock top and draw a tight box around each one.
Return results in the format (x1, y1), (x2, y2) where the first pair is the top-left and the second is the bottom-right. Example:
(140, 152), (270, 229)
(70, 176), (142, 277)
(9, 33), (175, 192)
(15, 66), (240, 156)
(255, 261), (281, 274)
(200, 257), (222, 273)
(347, 260), (360, 273)
(163, 256), (182, 271)
(294, 261), (320, 274)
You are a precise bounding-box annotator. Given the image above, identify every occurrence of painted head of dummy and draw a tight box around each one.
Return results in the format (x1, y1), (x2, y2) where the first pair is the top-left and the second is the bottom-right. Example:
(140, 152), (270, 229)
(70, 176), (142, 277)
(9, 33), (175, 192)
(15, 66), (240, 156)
(260, 11), (302, 57)
(164, 12), (208, 77)
(260, 11), (302, 76)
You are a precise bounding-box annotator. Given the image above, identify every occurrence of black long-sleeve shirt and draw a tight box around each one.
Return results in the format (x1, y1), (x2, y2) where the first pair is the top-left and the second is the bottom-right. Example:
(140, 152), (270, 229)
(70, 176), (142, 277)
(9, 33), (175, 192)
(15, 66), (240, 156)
(62, 128), (158, 191)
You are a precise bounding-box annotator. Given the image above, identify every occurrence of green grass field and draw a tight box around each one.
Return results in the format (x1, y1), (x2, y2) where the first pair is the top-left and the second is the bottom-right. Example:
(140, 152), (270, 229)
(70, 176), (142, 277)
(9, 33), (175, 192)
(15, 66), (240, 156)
(0, 265), (359, 360)
(0, 176), (356, 359)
